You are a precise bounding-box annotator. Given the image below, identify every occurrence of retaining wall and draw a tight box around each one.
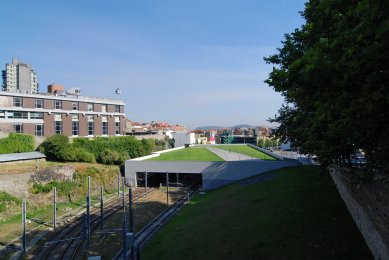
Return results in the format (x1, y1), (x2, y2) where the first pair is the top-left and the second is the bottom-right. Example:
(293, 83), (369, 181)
(329, 165), (389, 259)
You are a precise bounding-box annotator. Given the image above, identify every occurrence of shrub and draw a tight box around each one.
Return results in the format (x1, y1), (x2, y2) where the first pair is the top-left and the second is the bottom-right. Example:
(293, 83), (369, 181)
(0, 191), (22, 212)
(40, 135), (95, 163)
(30, 180), (77, 196)
(39, 134), (71, 161)
(99, 149), (129, 165)
(0, 133), (35, 154)
(74, 148), (96, 163)
(73, 136), (151, 161)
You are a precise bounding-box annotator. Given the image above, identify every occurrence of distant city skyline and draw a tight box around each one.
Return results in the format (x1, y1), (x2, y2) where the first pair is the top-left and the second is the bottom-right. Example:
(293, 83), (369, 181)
(0, 1), (306, 129)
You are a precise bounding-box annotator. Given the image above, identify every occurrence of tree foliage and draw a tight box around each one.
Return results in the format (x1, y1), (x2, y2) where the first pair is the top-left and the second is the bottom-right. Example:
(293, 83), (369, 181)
(0, 133), (35, 154)
(264, 0), (389, 172)
(40, 135), (161, 165)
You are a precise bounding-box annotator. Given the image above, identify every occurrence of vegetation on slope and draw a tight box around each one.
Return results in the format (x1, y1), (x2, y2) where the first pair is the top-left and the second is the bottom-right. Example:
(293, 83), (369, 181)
(143, 166), (371, 259)
(216, 145), (276, 160)
(148, 148), (224, 161)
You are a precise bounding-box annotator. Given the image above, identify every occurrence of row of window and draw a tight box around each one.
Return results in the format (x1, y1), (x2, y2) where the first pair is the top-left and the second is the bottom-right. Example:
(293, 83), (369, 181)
(0, 111), (43, 119)
(13, 122), (120, 136)
(1, 111), (120, 123)
(14, 124), (43, 136)
(12, 97), (121, 112)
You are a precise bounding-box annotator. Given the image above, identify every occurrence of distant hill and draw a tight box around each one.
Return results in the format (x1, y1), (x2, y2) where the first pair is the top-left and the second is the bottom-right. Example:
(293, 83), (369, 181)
(195, 126), (224, 130)
(231, 124), (256, 129)
(195, 124), (258, 130)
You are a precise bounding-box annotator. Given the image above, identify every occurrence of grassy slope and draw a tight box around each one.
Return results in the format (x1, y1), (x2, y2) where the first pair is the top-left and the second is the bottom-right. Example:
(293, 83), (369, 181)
(216, 145), (276, 160)
(143, 166), (372, 259)
(148, 148), (224, 161)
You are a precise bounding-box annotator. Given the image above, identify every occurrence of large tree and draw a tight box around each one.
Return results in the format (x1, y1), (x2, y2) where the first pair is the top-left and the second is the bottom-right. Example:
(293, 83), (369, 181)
(265, 0), (389, 172)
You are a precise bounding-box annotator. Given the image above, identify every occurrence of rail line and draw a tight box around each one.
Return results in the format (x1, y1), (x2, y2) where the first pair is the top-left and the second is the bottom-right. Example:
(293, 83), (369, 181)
(114, 185), (199, 259)
(31, 188), (152, 260)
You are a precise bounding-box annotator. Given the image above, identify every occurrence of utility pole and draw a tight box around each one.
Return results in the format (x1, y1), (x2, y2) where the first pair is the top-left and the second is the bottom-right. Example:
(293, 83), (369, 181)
(129, 188), (134, 232)
(22, 200), (26, 254)
(166, 172), (169, 206)
(100, 185), (104, 229)
(122, 177), (127, 260)
(144, 170), (147, 197)
(129, 187), (135, 260)
(117, 172), (120, 197)
(87, 176), (91, 248)
(82, 213), (88, 258)
(53, 187), (57, 229)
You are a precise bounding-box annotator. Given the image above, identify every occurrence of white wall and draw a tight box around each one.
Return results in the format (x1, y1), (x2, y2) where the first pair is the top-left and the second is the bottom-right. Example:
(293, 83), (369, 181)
(173, 132), (195, 147)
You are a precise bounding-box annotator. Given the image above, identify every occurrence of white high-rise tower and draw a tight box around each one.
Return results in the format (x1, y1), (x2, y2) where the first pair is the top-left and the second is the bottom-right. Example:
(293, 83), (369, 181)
(1, 58), (39, 93)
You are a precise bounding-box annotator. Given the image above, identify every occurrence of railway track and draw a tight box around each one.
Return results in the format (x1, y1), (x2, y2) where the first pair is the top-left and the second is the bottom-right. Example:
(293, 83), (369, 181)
(30, 188), (153, 260)
(114, 185), (200, 259)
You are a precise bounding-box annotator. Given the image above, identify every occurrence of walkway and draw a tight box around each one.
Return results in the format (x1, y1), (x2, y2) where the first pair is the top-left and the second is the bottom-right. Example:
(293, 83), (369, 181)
(206, 147), (257, 161)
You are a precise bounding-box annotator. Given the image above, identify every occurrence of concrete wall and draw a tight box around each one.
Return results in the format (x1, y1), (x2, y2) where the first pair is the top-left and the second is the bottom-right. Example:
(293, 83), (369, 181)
(329, 165), (389, 259)
(0, 165), (75, 198)
(125, 160), (299, 189)
(0, 172), (32, 198)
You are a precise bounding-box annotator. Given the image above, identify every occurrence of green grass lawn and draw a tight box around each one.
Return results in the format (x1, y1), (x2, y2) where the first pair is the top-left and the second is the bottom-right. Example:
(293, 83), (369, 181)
(142, 166), (372, 259)
(216, 145), (277, 160)
(148, 148), (224, 161)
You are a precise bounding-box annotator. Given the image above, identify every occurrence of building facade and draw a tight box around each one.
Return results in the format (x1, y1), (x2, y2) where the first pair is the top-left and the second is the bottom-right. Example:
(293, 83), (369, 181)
(2, 58), (38, 94)
(0, 87), (125, 138)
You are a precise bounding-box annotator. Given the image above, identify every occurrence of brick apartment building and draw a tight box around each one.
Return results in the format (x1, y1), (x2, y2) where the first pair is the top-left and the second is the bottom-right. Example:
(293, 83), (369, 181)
(0, 84), (125, 137)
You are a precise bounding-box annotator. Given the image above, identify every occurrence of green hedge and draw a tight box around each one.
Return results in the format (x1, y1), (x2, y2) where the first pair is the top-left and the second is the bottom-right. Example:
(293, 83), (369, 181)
(40, 135), (161, 164)
(0, 133), (35, 154)
(39, 134), (95, 163)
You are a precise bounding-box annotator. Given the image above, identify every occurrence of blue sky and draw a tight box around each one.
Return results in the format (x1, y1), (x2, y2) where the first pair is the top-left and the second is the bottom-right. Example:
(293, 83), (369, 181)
(0, 0), (306, 129)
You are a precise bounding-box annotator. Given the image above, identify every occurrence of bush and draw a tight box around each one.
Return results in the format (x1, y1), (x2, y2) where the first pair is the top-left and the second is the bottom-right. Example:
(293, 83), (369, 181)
(40, 135), (95, 163)
(73, 136), (151, 162)
(0, 133), (35, 154)
(39, 134), (71, 161)
(0, 191), (22, 212)
(99, 149), (128, 165)
(30, 180), (77, 196)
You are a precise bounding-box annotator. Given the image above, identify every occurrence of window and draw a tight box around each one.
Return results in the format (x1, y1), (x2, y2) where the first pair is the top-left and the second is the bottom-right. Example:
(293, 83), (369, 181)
(54, 114), (62, 121)
(87, 115), (94, 121)
(13, 97), (22, 107)
(14, 124), (23, 133)
(87, 103), (94, 112)
(115, 122), (120, 135)
(101, 105), (107, 113)
(72, 102), (79, 110)
(0, 111), (5, 119)
(114, 105), (120, 113)
(72, 121), (79, 136)
(8, 111), (28, 119)
(71, 114), (79, 121)
(55, 100), (62, 109)
(35, 99), (43, 108)
(88, 122), (94, 136)
(55, 121), (62, 134)
(35, 124), (44, 136)
(102, 122), (108, 135)
(30, 112), (43, 119)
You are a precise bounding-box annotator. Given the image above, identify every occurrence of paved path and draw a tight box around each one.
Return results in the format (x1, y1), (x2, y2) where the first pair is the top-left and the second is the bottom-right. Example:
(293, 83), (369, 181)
(206, 147), (258, 161)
